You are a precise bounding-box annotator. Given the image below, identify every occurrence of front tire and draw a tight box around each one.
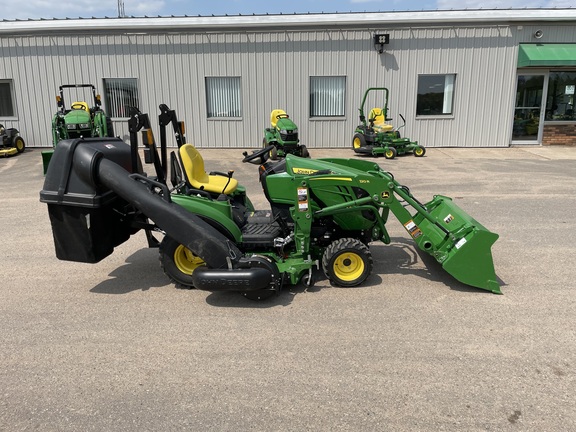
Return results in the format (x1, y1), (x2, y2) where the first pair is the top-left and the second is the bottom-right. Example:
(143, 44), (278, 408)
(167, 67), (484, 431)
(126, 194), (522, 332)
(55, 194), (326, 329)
(322, 238), (373, 287)
(269, 145), (278, 160)
(159, 236), (205, 289)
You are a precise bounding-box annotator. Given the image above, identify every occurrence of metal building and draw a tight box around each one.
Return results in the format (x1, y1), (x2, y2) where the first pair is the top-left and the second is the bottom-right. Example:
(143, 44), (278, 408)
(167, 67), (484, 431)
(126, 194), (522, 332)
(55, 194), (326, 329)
(1, 9), (576, 149)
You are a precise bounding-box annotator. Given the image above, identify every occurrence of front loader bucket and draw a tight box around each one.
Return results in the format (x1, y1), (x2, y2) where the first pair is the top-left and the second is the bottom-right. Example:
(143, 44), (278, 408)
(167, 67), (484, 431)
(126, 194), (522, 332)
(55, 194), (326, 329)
(408, 195), (500, 293)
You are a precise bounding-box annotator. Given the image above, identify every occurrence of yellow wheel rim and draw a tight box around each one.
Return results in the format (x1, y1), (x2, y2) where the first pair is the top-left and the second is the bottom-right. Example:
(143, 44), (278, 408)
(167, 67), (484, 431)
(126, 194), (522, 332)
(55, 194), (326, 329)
(174, 245), (205, 275)
(353, 137), (361, 149)
(386, 150), (394, 158)
(15, 138), (24, 152)
(333, 252), (365, 282)
(415, 148), (423, 156)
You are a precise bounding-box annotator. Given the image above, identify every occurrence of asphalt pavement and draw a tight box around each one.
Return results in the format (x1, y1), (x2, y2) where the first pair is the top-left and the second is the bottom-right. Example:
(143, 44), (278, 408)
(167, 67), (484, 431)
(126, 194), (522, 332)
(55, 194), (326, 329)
(1, 145), (575, 431)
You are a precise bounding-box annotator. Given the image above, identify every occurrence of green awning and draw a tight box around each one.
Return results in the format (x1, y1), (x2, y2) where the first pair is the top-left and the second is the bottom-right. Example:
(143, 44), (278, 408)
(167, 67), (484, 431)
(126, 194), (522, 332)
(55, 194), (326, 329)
(518, 44), (576, 67)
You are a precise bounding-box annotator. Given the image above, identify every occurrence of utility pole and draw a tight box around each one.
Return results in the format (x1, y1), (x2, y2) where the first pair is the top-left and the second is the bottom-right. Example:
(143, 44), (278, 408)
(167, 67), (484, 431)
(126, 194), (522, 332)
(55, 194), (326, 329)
(117, 0), (125, 18)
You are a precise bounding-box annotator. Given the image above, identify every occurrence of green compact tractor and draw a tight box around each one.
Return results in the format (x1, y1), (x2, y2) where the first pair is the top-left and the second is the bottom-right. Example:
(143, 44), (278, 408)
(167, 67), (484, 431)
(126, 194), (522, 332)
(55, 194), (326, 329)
(0, 124), (26, 157)
(43, 84), (114, 173)
(263, 109), (309, 160)
(40, 104), (500, 302)
(353, 87), (425, 159)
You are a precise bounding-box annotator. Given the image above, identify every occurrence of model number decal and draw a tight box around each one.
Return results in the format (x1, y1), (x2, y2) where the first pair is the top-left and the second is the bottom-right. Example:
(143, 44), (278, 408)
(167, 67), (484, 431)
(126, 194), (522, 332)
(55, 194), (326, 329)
(404, 220), (422, 238)
(297, 187), (309, 212)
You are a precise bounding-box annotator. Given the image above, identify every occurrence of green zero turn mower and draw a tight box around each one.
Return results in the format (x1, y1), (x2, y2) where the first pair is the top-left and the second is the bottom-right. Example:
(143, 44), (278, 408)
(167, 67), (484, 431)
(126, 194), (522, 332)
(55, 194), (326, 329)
(353, 87), (425, 159)
(43, 84), (115, 173)
(263, 109), (309, 160)
(40, 104), (500, 301)
(0, 124), (26, 157)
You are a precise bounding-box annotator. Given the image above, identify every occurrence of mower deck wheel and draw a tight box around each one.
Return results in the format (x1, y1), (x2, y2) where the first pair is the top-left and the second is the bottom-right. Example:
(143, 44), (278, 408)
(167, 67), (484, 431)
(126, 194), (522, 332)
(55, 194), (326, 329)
(414, 146), (426, 157)
(384, 147), (397, 159)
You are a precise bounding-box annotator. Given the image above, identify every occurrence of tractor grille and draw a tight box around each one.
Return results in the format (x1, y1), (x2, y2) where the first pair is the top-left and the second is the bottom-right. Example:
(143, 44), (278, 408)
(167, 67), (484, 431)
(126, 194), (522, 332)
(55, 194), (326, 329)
(280, 132), (298, 143)
(67, 129), (90, 139)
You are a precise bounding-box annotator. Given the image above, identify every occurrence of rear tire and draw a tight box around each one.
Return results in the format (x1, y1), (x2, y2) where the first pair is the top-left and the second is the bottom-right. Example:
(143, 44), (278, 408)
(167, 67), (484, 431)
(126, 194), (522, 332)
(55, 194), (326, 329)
(13, 136), (25, 153)
(300, 145), (310, 158)
(322, 238), (373, 287)
(159, 236), (205, 289)
(352, 133), (367, 152)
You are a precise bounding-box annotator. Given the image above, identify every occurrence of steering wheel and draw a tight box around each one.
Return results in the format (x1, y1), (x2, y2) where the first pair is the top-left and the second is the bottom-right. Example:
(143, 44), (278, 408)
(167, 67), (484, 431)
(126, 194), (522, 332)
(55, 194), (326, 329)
(71, 102), (86, 110)
(242, 144), (275, 164)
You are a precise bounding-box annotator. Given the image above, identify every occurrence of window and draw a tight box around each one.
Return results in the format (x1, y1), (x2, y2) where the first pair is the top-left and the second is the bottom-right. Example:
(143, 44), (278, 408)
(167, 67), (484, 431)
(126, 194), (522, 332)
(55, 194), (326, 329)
(103, 78), (140, 118)
(310, 76), (346, 117)
(545, 71), (576, 121)
(416, 74), (456, 116)
(205, 77), (242, 118)
(0, 80), (15, 117)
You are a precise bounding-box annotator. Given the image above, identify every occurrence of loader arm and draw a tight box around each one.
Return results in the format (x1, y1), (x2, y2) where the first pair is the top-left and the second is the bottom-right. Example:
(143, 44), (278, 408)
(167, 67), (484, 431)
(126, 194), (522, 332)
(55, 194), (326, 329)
(385, 180), (500, 294)
(315, 158), (500, 293)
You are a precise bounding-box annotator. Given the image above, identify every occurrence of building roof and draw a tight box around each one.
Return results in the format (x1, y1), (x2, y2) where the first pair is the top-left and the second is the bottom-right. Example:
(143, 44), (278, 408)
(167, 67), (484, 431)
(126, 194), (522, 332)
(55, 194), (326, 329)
(1, 8), (576, 34)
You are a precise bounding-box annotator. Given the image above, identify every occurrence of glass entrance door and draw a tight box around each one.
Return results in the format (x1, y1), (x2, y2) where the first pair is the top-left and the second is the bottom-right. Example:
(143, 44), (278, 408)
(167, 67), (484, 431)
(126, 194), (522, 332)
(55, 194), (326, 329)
(512, 74), (546, 143)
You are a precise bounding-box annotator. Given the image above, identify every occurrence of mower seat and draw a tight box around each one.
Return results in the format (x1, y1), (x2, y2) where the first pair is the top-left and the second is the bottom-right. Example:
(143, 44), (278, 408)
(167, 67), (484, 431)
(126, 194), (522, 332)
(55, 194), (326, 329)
(270, 109), (288, 128)
(71, 101), (90, 112)
(179, 144), (238, 195)
(369, 108), (393, 132)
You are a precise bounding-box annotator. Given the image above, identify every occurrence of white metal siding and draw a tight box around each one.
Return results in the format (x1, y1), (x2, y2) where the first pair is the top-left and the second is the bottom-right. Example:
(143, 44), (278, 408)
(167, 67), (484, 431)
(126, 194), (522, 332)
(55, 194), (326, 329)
(1, 18), (575, 149)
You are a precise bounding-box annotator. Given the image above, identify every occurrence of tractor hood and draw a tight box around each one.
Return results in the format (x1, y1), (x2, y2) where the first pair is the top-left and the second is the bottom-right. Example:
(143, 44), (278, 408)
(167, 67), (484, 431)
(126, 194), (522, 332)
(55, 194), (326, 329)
(275, 117), (298, 132)
(65, 109), (91, 124)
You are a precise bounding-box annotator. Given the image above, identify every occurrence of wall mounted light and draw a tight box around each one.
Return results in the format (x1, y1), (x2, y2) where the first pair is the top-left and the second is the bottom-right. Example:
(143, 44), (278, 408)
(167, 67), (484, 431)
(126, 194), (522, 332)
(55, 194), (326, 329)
(373, 33), (390, 53)
(534, 29), (543, 39)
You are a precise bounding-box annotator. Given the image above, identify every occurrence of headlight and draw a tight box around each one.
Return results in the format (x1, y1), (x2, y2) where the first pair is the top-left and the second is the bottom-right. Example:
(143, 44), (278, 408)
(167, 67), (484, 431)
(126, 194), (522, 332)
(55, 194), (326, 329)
(280, 129), (287, 134)
(66, 124), (76, 130)
(79, 123), (90, 129)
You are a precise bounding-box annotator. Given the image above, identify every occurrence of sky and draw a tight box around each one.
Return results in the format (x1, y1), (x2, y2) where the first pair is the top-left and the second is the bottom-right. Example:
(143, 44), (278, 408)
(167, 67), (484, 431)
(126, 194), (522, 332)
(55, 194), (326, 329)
(0, 0), (573, 20)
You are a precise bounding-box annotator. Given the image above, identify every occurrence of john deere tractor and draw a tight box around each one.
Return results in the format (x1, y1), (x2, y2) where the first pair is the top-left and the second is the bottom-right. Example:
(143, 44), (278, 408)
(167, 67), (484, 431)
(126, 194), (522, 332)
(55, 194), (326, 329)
(263, 109), (309, 160)
(43, 84), (114, 173)
(353, 87), (425, 159)
(40, 104), (500, 302)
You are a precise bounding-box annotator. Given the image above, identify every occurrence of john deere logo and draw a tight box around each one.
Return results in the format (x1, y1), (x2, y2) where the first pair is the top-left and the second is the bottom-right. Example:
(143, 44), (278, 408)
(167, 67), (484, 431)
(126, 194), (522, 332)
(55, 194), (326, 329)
(293, 168), (318, 175)
(381, 191), (390, 199)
